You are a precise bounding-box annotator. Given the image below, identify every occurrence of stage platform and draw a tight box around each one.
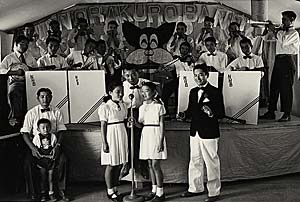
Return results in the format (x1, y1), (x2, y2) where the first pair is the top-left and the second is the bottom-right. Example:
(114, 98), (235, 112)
(63, 113), (300, 183)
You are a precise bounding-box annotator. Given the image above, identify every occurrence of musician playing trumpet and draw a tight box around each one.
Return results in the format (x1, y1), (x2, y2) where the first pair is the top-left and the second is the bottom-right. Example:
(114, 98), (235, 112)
(260, 11), (299, 122)
(161, 41), (195, 119)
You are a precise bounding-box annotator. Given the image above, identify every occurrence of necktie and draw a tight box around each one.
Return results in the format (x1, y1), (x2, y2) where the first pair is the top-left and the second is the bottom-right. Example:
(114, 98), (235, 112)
(130, 85), (140, 90)
(19, 53), (27, 65)
(207, 53), (216, 56)
(41, 108), (51, 113)
(243, 55), (252, 59)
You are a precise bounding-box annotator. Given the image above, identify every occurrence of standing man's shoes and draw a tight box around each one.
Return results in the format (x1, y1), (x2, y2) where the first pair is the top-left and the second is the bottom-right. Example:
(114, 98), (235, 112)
(59, 190), (70, 202)
(204, 195), (219, 202)
(259, 111), (275, 120)
(180, 191), (204, 197)
(278, 114), (291, 122)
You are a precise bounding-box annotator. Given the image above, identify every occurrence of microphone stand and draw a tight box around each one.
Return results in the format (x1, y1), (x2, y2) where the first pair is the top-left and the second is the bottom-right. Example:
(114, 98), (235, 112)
(123, 94), (144, 202)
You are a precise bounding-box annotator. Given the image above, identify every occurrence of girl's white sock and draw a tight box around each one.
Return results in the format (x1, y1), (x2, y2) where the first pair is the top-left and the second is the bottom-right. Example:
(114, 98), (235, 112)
(156, 187), (164, 197)
(107, 188), (114, 195)
(152, 185), (157, 193)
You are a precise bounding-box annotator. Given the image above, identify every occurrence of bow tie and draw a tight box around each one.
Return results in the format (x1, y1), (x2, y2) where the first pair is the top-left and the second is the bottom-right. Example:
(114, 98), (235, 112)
(207, 53), (216, 56)
(243, 55), (252, 59)
(197, 86), (206, 91)
(41, 108), (51, 113)
(130, 85), (140, 90)
(50, 55), (57, 58)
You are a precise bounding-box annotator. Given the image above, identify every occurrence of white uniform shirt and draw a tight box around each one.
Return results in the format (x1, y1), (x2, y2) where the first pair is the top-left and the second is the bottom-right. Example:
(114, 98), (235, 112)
(123, 78), (149, 109)
(227, 53), (264, 70)
(173, 59), (194, 77)
(33, 133), (57, 149)
(66, 51), (98, 70)
(197, 51), (228, 73)
(167, 35), (194, 57)
(276, 28), (300, 55)
(37, 53), (67, 69)
(21, 105), (66, 136)
(225, 36), (243, 59)
(0, 51), (37, 83)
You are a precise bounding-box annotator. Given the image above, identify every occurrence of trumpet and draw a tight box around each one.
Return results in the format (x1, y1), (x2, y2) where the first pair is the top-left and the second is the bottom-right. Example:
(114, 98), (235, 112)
(248, 19), (281, 27)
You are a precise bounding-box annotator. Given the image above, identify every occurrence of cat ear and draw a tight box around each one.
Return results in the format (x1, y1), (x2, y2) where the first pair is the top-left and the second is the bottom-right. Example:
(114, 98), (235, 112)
(156, 22), (176, 45)
(122, 21), (141, 48)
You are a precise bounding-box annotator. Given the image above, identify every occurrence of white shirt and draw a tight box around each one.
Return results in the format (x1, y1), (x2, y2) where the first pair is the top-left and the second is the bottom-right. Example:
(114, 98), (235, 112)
(173, 59), (194, 77)
(21, 105), (66, 136)
(167, 35), (194, 56)
(123, 78), (149, 109)
(197, 82), (209, 102)
(225, 36), (243, 59)
(66, 51), (98, 70)
(197, 51), (228, 73)
(0, 51), (37, 83)
(100, 34), (124, 50)
(67, 29), (96, 52)
(37, 53), (67, 69)
(276, 29), (300, 55)
(33, 133), (57, 149)
(227, 53), (264, 71)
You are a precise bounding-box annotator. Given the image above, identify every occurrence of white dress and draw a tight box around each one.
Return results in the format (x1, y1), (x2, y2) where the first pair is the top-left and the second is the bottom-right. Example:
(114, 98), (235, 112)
(139, 101), (167, 160)
(98, 100), (128, 166)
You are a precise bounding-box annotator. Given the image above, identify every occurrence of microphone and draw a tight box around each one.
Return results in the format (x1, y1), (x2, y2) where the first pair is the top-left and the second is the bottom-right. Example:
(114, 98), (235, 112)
(129, 94), (134, 100)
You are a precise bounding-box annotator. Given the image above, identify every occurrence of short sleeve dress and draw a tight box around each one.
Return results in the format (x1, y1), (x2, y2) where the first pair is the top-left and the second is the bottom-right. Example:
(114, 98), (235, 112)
(139, 101), (167, 160)
(98, 100), (128, 166)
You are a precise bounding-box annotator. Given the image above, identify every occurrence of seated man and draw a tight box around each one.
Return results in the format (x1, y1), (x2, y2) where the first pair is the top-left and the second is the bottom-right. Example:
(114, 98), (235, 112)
(21, 88), (69, 201)
(162, 41), (194, 118)
(66, 38), (98, 70)
(0, 35), (38, 127)
(167, 22), (194, 58)
(227, 37), (264, 71)
(37, 36), (68, 70)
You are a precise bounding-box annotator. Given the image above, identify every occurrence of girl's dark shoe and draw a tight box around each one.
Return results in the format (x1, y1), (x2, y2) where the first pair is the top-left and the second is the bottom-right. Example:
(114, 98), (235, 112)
(144, 192), (156, 201)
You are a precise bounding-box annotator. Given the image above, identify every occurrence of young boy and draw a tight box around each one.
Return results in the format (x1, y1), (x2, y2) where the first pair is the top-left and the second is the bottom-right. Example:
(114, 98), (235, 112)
(32, 118), (58, 202)
(162, 41), (194, 118)
(167, 22), (194, 58)
(179, 64), (225, 202)
(66, 38), (98, 70)
(121, 67), (150, 179)
(0, 35), (38, 126)
(37, 36), (68, 69)
(197, 37), (228, 73)
(227, 37), (264, 71)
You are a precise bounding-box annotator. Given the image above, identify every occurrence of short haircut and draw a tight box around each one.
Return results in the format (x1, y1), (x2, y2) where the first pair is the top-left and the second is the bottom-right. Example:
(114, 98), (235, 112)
(46, 36), (61, 45)
(108, 20), (119, 27)
(229, 22), (240, 28)
(49, 20), (60, 27)
(180, 41), (191, 51)
(240, 37), (253, 48)
(107, 81), (123, 93)
(193, 63), (209, 76)
(123, 63), (138, 71)
(282, 11), (297, 22)
(204, 16), (214, 23)
(177, 22), (187, 29)
(15, 35), (29, 44)
(142, 82), (157, 92)
(85, 38), (97, 46)
(77, 17), (88, 25)
(37, 88), (52, 97)
(23, 23), (34, 29)
(37, 118), (51, 128)
(204, 36), (217, 44)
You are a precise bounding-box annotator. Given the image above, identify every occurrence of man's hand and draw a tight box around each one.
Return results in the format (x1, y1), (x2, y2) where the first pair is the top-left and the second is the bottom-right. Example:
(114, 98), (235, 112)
(202, 105), (213, 117)
(176, 112), (186, 121)
(50, 144), (61, 160)
(31, 147), (41, 159)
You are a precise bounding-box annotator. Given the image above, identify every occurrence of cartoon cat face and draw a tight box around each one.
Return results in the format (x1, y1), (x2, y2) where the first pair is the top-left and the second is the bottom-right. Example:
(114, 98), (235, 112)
(122, 21), (176, 67)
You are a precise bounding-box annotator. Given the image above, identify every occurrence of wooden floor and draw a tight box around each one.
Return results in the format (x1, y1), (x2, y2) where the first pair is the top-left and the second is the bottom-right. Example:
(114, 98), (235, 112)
(1, 172), (300, 202)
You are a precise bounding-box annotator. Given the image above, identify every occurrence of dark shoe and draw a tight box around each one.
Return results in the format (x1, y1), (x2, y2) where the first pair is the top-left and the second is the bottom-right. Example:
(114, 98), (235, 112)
(180, 191), (204, 197)
(150, 194), (165, 202)
(259, 111), (275, 120)
(278, 114), (291, 122)
(107, 192), (122, 202)
(204, 195), (219, 202)
(144, 192), (156, 201)
(59, 191), (70, 202)
(49, 193), (57, 202)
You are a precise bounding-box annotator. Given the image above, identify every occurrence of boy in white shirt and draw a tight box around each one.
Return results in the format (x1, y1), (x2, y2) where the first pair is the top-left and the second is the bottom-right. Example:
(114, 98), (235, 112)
(227, 37), (264, 71)
(37, 37), (68, 70)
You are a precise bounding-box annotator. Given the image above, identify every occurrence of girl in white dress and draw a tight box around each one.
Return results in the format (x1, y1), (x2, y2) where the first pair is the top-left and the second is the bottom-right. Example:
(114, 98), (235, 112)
(98, 81), (128, 202)
(139, 82), (167, 202)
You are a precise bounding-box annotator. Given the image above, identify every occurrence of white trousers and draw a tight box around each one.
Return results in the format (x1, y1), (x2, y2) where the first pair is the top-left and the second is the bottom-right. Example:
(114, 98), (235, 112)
(188, 134), (221, 197)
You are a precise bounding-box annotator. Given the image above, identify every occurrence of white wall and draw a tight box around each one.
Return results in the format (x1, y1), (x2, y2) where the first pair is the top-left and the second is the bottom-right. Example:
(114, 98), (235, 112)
(0, 31), (13, 61)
